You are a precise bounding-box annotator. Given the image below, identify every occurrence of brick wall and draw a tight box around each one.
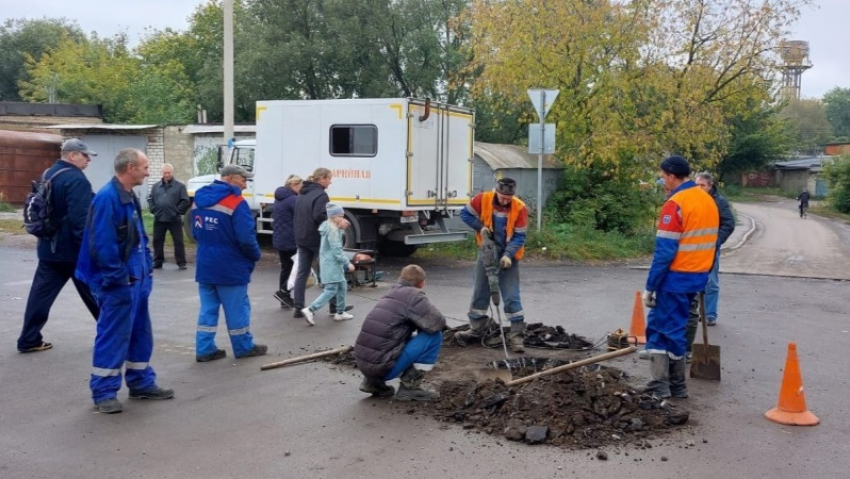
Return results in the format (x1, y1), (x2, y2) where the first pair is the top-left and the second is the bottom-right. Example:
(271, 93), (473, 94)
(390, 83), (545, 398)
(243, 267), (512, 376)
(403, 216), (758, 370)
(163, 126), (195, 183)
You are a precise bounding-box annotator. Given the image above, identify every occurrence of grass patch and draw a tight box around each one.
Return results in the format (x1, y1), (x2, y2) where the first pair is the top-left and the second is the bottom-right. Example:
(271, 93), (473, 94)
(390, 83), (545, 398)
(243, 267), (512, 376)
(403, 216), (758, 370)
(414, 223), (656, 262)
(808, 204), (850, 223)
(722, 185), (796, 202)
(0, 218), (25, 234)
(0, 201), (16, 213)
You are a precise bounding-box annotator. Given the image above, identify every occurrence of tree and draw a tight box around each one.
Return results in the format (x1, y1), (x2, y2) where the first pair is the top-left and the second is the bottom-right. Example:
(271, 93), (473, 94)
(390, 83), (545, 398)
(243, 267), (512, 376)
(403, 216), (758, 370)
(781, 98), (833, 156)
(0, 18), (84, 101)
(822, 156), (850, 213)
(823, 87), (850, 140)
(718, 104), (793, 181)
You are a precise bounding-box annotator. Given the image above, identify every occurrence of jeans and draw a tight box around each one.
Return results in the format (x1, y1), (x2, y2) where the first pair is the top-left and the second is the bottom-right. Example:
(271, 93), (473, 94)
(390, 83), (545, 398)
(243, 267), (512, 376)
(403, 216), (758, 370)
(704, 251), (720, 320)
(18, 260), (99, 350)
(152, 219), (186, 266)
(196, 283), (256, 357)
(468, 252), (524, 322)
(292, 245), (319, 309)
(385, 331), (443, 380)
(308, 281), (346, 314)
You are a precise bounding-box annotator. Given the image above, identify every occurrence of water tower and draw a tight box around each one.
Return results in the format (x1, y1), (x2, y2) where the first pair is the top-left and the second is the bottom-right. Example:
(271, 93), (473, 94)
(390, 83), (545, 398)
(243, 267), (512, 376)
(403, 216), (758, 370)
(779, 40), (812, 100)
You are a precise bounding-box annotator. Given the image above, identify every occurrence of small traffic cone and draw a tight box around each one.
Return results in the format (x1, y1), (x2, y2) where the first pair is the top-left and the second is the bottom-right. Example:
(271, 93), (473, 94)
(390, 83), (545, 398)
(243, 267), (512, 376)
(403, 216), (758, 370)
(629, 291), (646, 344)
(765, 342), (819, 426)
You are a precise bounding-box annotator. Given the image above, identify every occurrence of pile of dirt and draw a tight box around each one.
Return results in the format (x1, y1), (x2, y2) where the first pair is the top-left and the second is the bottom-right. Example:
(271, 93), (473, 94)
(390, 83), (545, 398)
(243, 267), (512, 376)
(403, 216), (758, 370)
(417, 366), (688, 448)
(321, 346), (689, 450)
(443, 323), (595, 350)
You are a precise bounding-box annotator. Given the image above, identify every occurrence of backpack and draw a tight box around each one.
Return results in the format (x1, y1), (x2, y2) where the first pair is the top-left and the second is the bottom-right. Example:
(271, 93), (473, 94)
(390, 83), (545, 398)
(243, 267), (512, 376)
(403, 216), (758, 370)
(23, 167), (73, 238)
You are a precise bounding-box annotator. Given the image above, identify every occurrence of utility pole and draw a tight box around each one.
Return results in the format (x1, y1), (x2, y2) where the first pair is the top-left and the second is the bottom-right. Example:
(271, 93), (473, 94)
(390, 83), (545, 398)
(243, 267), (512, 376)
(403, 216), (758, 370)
(527, 88), (559, 232)
(223, 0), (234, 148)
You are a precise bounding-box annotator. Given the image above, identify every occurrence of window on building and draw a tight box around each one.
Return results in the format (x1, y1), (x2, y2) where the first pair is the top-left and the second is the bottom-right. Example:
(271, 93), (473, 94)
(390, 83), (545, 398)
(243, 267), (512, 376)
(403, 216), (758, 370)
(329, 125), (377, 157)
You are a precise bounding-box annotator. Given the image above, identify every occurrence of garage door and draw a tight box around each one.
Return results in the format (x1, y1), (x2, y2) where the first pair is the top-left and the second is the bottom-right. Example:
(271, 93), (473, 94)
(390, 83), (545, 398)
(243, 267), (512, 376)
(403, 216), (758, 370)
(78, 135), (149, 205)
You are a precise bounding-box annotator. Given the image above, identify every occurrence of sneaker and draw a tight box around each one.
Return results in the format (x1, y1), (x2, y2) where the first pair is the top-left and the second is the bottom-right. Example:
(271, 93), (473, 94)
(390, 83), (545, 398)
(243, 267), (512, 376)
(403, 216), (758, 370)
(178, 264), (188, 270)
(706, 317), (717, 326)
(685, 351), (693, 364)
(196, 348), (227, 362)
(301, 308), (315, 326)
(129, 386), (175, 400)
(293, 309), (305, 318)
(18, 341), (53, 353)
(95, 398), (123, 414)
(328, 305), (354, 315)
(238, 344), (268, 358)
(333, 311), (354, 321)
(273, 290), (294, 308)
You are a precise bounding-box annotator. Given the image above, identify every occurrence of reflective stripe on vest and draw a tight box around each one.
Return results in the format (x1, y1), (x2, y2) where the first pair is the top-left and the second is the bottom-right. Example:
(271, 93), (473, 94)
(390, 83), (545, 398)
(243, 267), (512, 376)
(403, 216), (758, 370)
(667, 187), (719, 273)
(474, 191), (526, 260)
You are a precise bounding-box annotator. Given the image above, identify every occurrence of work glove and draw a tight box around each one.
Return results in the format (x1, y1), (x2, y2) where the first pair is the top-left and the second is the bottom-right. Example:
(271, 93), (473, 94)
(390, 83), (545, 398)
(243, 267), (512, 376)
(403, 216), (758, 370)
(480, 226), (492, 239)
(499, 255), (512, 269)
(642, 290), (656, 309)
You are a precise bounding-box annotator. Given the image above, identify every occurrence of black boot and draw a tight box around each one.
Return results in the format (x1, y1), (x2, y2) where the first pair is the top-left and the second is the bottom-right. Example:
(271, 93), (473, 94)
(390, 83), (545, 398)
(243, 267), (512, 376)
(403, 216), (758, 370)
(669, 358), (688, 398)
(454, 316), (494, 346)
(508, 321), (525, 353)
(395, 367), (439, 401)
(642, 353), (672, 398)
(359, 376), (395, 397)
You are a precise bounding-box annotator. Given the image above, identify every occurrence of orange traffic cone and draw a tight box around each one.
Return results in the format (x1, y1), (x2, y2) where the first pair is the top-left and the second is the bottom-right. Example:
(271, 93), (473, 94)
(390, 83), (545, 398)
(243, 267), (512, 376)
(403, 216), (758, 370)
(629, 291), (646, 344)
(765, 342), (819, 426)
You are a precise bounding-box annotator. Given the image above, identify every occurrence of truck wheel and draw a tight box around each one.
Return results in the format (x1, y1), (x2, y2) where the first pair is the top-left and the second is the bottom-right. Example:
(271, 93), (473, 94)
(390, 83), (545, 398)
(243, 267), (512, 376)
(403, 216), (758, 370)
(378, 240), (418, 257)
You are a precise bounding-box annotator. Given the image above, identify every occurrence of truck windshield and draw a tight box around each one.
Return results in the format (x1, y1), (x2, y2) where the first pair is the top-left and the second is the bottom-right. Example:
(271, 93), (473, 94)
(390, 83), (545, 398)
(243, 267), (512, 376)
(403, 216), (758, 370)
(233, 147), (255, 171)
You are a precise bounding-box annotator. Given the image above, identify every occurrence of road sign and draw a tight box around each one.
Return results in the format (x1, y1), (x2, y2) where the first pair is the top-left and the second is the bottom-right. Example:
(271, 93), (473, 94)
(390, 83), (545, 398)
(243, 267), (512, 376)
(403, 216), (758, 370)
(527, 89), (560, 120)
(528, 123), (556, 154)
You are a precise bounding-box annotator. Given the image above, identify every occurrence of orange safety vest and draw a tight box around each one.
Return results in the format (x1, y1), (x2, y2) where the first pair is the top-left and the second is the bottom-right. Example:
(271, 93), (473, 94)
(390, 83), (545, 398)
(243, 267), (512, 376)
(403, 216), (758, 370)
(475, 191), (526, 260)
(665, 187), (719, 273)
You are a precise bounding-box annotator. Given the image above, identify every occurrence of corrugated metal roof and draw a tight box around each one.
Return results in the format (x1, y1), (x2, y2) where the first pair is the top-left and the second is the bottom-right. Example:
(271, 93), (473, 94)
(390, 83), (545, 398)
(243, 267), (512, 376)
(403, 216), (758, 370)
(44, 124), (159, 130)
(773, 156), (831, 169)
(182, 125), (257, 135)
(474, 142), (561, 170)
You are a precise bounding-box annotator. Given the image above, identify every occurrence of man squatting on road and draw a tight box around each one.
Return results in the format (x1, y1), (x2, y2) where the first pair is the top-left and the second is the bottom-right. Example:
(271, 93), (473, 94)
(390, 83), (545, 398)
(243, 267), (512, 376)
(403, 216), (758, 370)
(76, 148), (174, 414)
(355, 265), (447, 401)
(643, 155), (719, 399)
(455, 177), (529, 353)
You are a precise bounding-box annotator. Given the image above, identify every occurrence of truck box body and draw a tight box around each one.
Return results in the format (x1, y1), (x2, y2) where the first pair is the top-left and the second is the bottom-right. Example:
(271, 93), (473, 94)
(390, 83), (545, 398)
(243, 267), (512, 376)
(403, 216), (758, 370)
(186, 98), (474, 253)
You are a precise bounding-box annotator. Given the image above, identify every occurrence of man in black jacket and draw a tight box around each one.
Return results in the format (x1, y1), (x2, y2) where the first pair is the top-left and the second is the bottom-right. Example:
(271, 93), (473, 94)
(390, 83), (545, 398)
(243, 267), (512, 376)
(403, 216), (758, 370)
(147, 163), (190, 269)
(17, 138), (100, 353)
(355, 265), (446, 401)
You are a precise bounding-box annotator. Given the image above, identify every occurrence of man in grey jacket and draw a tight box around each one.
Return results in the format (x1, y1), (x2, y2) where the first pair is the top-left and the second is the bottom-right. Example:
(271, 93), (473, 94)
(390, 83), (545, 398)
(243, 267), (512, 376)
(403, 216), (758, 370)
(147, 163), (190, 270)
(354, 265), (446, 401)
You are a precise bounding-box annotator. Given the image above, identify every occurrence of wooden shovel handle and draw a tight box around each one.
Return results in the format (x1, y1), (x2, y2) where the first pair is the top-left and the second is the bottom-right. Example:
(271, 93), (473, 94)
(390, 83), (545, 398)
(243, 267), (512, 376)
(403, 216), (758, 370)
(261, 345), (353, 371)
(505, 346), (636, 386)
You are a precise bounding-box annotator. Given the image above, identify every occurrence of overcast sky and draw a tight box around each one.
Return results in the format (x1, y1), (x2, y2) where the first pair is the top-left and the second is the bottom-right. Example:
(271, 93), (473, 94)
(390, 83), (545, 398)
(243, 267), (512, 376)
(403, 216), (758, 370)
(2, 0), (846, 98)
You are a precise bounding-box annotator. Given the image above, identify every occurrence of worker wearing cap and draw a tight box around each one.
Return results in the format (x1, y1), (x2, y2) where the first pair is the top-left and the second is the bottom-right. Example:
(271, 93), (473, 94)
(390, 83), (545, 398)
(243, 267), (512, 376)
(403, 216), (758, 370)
(191, 164), (267, 362)
(642, 156), (719, 399)
(456, 177), (529, 352)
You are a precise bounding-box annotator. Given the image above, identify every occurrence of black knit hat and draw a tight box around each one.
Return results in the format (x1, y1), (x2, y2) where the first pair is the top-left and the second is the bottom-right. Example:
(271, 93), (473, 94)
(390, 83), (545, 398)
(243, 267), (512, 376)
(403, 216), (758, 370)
(660, 155), (690, 176)
(496, 177), (516, 196)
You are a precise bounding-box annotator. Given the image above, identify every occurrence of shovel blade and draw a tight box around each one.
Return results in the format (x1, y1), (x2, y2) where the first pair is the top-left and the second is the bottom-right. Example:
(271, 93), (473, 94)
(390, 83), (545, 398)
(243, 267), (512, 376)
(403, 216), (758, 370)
(690, 344), (721, 381)
(475, 368), (513, 383)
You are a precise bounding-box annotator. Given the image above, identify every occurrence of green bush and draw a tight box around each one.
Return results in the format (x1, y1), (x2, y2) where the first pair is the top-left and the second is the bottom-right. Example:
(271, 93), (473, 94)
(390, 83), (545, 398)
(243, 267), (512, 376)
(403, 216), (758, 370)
(822, 155), (850, 213)
(544, 163), (656, 234)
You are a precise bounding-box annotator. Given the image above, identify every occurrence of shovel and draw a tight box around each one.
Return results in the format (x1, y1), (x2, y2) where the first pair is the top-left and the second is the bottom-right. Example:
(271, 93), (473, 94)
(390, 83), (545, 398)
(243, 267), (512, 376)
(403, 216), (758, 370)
(690, 292), (721, 381)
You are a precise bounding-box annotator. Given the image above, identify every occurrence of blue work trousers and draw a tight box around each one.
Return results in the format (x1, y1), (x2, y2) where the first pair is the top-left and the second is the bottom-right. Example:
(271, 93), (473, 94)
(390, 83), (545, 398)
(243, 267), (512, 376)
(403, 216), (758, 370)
(385, 331), (443, 380)
(308, 281), (346, 313)
(90, 276), (157, 403)
(468, 252), (524, 322)
(704, 251), (721, 320)
(645, 290), (695, 359)
(196, 283), (255, 358)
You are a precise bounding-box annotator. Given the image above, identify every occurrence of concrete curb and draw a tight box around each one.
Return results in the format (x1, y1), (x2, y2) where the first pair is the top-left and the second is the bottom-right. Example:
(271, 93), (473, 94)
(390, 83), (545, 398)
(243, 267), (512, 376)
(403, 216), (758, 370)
(722, 212), (756, 254)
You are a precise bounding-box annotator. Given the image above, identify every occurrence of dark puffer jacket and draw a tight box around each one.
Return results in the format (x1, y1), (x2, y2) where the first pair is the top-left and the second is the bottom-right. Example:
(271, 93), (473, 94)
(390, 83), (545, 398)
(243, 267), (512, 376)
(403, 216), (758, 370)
(272, 186), (298, 251)
(710, 185), (735, 246)
(355, 280), (446, 379)
(293, 181), (329, 248)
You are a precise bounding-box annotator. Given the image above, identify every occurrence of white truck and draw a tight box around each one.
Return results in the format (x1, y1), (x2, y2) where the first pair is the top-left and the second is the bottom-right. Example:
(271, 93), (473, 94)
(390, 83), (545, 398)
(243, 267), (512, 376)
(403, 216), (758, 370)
(185, 98), (475, 256)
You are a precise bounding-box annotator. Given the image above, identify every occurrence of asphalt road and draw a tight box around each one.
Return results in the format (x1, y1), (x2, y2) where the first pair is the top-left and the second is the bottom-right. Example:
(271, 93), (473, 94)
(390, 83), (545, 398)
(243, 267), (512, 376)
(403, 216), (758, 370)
(1, 201), (848, 479)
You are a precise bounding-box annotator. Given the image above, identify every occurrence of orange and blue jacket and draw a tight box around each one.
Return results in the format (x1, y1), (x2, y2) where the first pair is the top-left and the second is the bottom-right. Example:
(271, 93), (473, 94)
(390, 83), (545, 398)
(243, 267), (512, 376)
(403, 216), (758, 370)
(461, 191), (528, 260)
(646, 181), (719, 293)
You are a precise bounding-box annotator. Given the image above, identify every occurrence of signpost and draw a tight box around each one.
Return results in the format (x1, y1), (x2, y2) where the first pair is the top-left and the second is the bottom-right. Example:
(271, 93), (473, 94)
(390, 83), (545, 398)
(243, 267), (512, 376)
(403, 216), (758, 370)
(527, 88), (559, 231)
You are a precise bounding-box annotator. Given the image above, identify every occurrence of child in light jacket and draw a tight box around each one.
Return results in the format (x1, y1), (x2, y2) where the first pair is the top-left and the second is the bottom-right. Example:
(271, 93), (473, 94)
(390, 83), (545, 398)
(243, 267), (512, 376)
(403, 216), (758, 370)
(300, 203), (355, 325)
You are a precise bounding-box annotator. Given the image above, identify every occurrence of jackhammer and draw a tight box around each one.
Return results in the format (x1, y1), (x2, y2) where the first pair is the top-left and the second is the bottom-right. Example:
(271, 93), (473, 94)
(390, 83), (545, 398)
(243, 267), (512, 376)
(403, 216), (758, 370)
(480, 230), (511, 359)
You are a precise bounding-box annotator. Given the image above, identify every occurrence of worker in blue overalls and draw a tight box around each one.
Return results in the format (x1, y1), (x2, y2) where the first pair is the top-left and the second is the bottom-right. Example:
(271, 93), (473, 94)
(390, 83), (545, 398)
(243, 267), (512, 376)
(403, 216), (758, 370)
(76, 149), (174, 414)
